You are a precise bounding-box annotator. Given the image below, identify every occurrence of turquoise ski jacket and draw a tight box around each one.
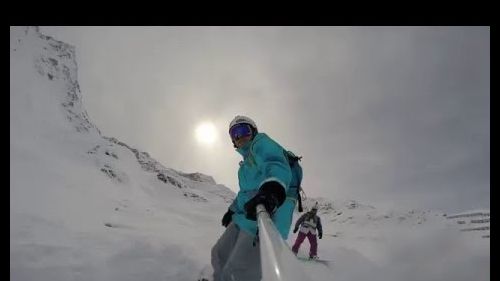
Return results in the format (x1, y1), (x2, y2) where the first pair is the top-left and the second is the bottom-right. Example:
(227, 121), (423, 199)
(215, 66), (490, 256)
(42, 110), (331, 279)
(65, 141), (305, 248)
(229, 132), (297, 239)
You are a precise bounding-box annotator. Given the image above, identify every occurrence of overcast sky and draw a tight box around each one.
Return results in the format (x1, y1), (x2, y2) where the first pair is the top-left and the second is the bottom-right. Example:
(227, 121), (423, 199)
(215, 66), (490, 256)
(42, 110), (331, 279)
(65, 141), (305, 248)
(39, 26), (489, 213)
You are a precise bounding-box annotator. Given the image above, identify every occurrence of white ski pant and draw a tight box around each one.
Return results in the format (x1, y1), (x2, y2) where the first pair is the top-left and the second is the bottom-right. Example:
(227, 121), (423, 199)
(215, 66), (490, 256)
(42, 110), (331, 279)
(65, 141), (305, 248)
(211, 223), (261, 281)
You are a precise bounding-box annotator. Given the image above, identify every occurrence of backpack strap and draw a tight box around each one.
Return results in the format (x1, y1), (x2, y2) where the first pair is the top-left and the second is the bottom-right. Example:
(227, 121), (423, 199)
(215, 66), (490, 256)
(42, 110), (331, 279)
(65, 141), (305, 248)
(297, 190), (303, 212)
(284, 150), (304, 212)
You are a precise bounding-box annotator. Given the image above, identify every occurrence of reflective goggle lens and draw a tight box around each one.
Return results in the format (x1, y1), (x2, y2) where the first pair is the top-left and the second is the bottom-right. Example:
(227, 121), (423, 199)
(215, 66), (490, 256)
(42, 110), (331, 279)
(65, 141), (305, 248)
(229, 124), (252, 140)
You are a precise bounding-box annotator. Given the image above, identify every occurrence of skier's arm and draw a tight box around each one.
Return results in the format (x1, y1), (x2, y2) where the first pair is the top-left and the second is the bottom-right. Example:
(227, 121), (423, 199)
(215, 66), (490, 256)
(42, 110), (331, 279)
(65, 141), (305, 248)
(252, 134), (292, 201)
(243, 134), (292, 220)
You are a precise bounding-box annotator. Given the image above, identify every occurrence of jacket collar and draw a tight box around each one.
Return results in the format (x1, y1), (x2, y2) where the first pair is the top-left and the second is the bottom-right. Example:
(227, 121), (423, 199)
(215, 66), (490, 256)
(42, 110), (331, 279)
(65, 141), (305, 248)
(235, 133), (263, 157)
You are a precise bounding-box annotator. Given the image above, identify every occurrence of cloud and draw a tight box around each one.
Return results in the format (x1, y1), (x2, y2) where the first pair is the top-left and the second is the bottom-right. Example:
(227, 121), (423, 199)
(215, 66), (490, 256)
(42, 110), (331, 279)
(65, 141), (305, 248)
(39, 26), (490, 212)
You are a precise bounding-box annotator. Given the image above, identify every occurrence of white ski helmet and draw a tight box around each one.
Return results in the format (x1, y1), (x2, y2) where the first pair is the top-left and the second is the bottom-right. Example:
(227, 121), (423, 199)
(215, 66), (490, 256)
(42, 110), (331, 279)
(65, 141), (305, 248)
(311, 202), (319, 211)
(229, 115), (258, 132)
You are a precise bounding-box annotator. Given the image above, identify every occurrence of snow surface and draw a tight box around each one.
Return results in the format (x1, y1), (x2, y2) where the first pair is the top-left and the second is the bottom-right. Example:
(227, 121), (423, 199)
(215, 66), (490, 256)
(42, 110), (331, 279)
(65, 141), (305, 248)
(10, 26), (489, 281)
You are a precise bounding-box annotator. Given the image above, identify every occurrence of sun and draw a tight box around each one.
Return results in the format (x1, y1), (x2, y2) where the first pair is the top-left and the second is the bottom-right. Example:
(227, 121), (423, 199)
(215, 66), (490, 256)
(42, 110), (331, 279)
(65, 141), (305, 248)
(195, 122), (218, 145)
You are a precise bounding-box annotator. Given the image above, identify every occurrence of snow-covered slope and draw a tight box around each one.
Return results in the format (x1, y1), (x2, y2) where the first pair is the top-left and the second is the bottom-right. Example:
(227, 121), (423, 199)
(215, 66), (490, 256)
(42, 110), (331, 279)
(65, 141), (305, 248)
(300, 197), (490, 238)
(11, 26), (489, 281)
(10, 26), (234, 281)
(288, 198), (489, 281)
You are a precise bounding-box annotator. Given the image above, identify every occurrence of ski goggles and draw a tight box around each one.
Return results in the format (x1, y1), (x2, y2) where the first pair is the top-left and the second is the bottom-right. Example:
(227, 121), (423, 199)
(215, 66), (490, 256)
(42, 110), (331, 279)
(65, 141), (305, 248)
(229, 123), (253, 140)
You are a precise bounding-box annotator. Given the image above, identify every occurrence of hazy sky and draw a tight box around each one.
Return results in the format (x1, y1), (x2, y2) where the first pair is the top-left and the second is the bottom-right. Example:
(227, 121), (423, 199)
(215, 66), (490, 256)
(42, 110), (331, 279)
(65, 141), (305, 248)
(39, 26), (489, 213)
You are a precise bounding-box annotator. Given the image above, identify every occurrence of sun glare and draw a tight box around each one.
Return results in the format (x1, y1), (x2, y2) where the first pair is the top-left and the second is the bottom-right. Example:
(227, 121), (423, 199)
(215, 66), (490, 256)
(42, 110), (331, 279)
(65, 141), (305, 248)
(195, 122), (218, 145)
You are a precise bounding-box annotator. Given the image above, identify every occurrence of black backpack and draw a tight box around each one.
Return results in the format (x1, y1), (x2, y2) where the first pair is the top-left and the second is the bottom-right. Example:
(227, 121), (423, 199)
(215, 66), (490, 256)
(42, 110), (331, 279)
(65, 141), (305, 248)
(284, 150), (304, 212)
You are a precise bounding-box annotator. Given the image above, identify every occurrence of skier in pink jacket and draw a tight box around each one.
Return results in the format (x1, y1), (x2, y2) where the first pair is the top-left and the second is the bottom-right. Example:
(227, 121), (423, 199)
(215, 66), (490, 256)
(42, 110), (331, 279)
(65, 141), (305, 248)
(291, 203), (323, 259)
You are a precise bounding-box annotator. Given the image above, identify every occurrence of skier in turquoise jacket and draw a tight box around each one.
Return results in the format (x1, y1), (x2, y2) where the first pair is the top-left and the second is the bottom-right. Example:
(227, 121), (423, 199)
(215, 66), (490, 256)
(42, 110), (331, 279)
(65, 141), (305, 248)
(210, 115), (297, 281)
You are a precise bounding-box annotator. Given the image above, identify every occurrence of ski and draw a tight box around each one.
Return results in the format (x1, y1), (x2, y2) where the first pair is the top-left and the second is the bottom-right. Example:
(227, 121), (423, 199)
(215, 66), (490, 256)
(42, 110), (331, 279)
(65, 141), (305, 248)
(296, 256), (332, 266)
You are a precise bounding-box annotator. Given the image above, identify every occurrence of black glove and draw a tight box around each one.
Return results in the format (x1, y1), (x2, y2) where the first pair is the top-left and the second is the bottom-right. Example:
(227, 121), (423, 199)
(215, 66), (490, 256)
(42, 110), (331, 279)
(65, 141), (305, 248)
(318, 233), (322, 239)
(221, 209), (234, 227)
(293, 227), (298, 233)
(244, 181), (286, 221)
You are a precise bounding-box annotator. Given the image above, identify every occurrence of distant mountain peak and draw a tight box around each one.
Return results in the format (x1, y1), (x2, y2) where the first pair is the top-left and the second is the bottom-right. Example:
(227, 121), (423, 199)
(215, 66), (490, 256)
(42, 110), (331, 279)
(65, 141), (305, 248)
(11, 26), (233, 205)
(11, 26), (100, 136)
